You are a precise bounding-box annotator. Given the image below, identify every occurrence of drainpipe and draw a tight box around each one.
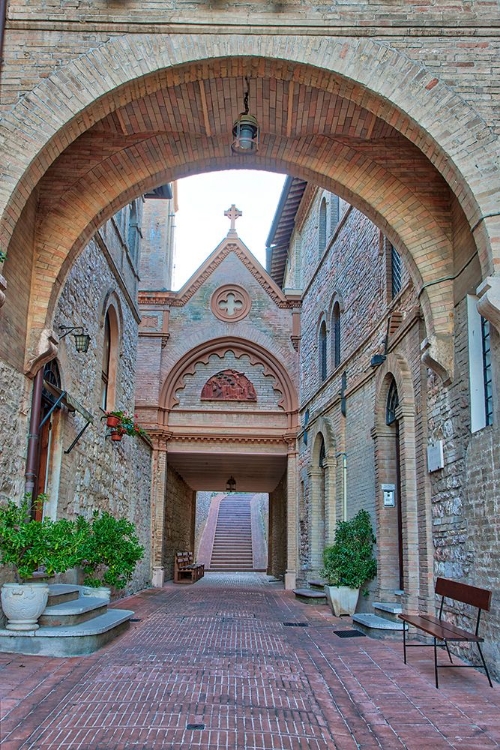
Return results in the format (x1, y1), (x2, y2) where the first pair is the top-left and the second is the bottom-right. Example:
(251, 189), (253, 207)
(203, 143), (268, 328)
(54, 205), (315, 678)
(25, 368), (44, 499)
(336, 452), (347, 521)
(0, 0), (8, 78)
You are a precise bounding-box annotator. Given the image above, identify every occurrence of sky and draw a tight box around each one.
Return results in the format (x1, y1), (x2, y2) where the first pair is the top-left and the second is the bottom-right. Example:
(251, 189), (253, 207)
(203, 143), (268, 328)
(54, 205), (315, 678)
(172, 170), (287, 289)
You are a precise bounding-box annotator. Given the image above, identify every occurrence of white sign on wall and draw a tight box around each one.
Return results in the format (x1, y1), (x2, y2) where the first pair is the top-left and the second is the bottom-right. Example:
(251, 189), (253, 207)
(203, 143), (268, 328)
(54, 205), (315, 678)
(427, 440), (444, 472)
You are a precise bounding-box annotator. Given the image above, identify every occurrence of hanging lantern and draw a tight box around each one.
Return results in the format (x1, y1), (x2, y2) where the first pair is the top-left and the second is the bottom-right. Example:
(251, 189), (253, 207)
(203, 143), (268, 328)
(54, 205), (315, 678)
(231, 78), (260, 155)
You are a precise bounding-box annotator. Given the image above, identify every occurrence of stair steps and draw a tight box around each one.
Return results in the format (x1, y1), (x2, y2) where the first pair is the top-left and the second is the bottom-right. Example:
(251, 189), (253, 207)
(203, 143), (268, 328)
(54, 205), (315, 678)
(0, 584), (134, 656)
(352, 599), (407, 639)
(209, 494), (255, 571)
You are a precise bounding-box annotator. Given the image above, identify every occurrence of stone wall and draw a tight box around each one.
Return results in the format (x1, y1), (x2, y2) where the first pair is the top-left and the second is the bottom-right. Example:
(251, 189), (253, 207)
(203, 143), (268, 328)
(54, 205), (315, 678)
(269, 476), (287, 580)
(427, 294), (500, 678)
(0, 203), (152, 611)
(163, 465), (196, 581)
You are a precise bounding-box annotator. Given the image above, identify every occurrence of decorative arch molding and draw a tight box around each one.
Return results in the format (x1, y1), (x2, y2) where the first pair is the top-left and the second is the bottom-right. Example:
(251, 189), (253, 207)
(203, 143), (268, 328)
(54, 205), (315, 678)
(309, 416), (337, 465)
(328, 291), (345, 317)
(373, 352), (416, 432)
(160, 337), (299, 424)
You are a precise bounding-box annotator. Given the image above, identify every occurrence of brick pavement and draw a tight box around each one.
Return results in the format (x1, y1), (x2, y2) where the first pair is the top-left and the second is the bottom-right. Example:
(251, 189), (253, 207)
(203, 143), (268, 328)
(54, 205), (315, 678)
(0, 573), (498, 749)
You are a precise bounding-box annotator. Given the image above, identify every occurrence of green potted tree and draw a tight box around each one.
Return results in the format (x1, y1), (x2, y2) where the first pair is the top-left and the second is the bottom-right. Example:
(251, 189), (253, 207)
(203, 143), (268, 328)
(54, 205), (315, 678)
(322, 509), (377, 617)
(0, 495), (85, 630)
(79, 510), (144, 599)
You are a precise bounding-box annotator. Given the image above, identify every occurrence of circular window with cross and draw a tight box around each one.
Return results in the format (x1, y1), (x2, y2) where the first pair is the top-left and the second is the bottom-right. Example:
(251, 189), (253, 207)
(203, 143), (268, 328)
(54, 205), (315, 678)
(211, 284), (252, 322)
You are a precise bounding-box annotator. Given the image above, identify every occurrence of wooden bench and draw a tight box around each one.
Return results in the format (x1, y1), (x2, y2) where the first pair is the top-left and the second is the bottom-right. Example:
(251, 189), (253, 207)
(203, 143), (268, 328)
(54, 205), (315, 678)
(173, 551), (205, 584)
(399, 577), (493, 688)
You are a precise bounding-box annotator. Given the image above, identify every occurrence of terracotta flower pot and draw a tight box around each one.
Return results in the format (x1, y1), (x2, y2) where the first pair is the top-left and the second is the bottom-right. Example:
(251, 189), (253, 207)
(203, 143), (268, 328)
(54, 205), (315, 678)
(110, 430), (123, 442)
(106, 415), (121, 428)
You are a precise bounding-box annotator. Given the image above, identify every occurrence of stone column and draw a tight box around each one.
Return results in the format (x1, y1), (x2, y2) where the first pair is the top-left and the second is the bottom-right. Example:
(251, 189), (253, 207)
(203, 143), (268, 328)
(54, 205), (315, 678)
(323, 456), (338, 545)
(308, 466), (323, 574)
(150, 433), (170, 587)
(285, 437), (298, 590)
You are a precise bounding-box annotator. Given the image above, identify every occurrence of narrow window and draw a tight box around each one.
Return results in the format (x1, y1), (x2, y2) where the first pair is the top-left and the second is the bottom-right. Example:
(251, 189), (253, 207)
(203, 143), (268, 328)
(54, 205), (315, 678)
(482, 316), (493, 426)
(391, 245), (402, 298)
(330, 195), (339, 231)
(332, 302), (341, 368)
(319, 321), (327, 382)
(319, 198), (327, 254)
(127, 201), (140, 266)
(101, 314), (111, 410)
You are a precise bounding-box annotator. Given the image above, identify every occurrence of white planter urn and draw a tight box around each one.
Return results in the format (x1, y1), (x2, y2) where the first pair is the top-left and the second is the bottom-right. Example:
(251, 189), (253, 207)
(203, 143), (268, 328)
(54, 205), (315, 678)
(324, 585), (360, 617)
(1, 582), (50, 631)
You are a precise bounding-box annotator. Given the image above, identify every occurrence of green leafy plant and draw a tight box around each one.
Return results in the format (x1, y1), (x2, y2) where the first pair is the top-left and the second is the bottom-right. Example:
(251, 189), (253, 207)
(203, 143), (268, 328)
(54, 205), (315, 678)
(0, 495), (85, 582)
(0, 250), (6, 264)
(79, 510), (144, 589)
(322, 509), (377, 589)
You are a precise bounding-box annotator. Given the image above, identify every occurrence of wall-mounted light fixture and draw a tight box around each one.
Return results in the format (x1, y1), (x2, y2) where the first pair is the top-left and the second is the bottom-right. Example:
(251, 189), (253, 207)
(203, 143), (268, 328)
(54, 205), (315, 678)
(231, 77), (260, 155)
(226, 476), (236, 493)
(59, 325), (91, 353)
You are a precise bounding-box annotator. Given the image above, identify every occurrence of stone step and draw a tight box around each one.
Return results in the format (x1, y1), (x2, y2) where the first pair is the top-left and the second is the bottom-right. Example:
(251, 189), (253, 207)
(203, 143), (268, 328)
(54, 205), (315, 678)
(293, 589), (327, 605)
(47, 584), (81, 607)
(0, 609), (134, 657)
(39, 597), (108, 627)
(308, 580), (327, 590)
(373, 602), (403, 624)
(352, 613), (407, 640)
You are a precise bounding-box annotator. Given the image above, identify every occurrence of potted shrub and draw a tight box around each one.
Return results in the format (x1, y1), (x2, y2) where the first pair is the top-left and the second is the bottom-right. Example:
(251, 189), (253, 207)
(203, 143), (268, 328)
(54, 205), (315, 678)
(79, 510), (144, 599)
(322, 509), (377, 617)
(0, 495), (85, 630)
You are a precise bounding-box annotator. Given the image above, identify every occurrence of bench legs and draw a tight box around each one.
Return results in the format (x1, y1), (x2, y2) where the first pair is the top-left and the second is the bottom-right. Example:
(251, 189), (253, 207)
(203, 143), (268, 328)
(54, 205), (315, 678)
(477, 643), (494, 688)
(403, 630), (493, 688)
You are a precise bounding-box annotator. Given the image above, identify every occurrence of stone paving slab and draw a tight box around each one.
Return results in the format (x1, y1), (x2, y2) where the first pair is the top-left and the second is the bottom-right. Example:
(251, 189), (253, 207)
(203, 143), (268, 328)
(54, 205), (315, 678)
(0, 572), (498, 749)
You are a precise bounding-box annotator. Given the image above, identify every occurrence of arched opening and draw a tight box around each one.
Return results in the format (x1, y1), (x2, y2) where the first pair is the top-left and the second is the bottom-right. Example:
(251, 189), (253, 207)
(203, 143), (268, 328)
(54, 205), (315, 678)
(385, 377), (403, 592)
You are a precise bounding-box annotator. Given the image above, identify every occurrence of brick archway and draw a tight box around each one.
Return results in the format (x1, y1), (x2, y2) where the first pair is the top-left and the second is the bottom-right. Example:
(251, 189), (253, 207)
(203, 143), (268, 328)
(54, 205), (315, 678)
(1, 35), (499, 380)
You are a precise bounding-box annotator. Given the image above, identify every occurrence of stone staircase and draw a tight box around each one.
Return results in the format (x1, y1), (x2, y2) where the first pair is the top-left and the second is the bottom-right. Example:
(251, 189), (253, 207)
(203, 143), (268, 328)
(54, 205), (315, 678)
(0, 584), (134, 656)
(352, 595), (407, 638)
(210, 494), (254, 571)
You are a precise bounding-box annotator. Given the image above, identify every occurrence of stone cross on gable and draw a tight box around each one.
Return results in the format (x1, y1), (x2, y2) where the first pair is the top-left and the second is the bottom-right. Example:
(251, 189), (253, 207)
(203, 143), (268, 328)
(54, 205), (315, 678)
(224, 204), (242, 235)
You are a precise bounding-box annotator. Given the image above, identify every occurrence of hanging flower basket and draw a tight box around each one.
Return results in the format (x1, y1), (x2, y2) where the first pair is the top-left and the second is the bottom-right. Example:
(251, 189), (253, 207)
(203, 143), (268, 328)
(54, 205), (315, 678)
(110, 430), (124, 442)
(106, 415), (121, 428)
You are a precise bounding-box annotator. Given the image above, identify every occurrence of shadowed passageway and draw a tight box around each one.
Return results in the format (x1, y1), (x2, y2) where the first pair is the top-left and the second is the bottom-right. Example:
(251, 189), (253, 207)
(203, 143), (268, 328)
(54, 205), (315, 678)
(0, 574), (499, 749)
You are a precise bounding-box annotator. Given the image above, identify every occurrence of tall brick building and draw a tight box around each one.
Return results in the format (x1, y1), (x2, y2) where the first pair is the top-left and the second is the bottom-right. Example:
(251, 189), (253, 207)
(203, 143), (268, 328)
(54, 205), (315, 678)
(0, 0), (499, 676)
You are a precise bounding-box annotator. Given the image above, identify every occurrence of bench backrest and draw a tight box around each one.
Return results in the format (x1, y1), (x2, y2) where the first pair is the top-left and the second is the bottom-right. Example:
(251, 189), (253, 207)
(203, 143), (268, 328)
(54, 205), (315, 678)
(175, 551), (193, 569)
(436, 577), (492, 611)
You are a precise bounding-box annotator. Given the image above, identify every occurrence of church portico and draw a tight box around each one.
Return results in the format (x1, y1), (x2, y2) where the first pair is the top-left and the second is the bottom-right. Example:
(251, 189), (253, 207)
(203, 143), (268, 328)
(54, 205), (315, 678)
(137, 215), (300, 586)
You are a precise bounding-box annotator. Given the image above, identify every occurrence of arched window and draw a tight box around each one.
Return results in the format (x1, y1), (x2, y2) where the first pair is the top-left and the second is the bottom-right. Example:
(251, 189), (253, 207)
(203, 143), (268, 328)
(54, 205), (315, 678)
(386, 378), (399, 425)
(319, 198), (327, 253)
(332, 302), (341, 369)
(319, 321), (327, 381)
(101, 306), (119, 411)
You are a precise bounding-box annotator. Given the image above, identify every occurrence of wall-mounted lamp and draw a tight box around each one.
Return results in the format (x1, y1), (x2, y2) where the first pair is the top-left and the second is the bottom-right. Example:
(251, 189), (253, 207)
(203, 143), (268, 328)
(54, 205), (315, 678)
(226, 476), (236, 493)
(231, 77), (260, 155)
(370, 353), (386, 368)
(59, 325), (91, 353)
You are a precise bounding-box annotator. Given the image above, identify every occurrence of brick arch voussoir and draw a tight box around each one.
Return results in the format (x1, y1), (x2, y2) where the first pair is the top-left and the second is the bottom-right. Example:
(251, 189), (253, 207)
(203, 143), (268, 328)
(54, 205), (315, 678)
(160, 337), (298, 422)
(1, 34), (498, 271)
(38, 137), (451, 342)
